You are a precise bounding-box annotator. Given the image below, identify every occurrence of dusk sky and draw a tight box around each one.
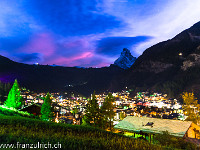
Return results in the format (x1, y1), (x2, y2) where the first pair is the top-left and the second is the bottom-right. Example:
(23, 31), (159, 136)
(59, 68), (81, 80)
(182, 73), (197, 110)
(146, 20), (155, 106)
(1, 0), (200, 67)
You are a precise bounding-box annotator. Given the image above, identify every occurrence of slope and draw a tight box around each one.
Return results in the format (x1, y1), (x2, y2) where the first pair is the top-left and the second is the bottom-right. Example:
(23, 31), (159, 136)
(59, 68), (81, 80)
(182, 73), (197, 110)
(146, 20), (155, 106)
(0, 56), (123, 96)
(0, 115), (162, 150)
(112, 21), (200, 98)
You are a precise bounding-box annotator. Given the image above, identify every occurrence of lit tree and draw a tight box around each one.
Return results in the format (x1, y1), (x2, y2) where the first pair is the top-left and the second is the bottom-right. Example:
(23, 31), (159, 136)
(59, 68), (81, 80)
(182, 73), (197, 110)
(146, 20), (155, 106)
(119, 111), (126, 120)
(55, 112), (59, 123)
(81, 115), (89, 126)
(41, 92), (53, 121)
(182, 92), (200, 124)
(84, 92), (101, 127)
(101, 93), (115, 130)
(4, 79), (23, 109)
(71, 106), (78, 116)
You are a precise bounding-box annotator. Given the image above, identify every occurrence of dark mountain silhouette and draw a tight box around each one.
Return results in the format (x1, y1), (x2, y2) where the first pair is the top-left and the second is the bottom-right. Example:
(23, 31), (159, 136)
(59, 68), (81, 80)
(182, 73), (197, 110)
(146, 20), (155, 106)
(112, 21), (200, 99)
(0, 56), (123, 96)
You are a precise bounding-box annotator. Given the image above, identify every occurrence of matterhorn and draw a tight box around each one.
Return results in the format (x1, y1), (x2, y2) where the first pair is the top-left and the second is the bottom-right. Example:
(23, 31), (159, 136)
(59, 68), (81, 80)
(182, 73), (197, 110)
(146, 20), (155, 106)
(114, 48), (136, 69)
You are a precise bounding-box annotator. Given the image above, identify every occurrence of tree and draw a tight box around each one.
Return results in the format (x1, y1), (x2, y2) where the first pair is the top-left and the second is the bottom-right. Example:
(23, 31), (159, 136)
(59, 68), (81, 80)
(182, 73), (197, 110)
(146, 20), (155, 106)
(0, 82), (11, 104)
(72, 107), (78, 116)
(41, 92), (53, 121)
(182, 92), (200, 124)
(119, 111), (126, 120)
(71, 106), (79, 119)
(84, 92), (101, 127)
(101, 93), (115, 130)
(81, 115), (89, 126)
(154, 131), (196, 149)
(4, 79), (23, 109)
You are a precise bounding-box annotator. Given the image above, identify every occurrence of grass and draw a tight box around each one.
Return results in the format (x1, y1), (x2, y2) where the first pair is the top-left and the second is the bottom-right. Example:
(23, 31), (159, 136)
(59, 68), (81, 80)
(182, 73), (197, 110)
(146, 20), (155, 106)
(0, 105), (33, 118)
(0, 115), (162, 150)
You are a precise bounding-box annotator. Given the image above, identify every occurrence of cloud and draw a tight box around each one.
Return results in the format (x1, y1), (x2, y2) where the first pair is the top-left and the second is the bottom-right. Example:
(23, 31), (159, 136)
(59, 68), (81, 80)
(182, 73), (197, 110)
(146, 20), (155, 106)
(41, 51), (95, 67)
(96, 36), (152, 57)
(0, 1), (38, 37)
(99, 0), (200, 55)
(14, 53), (41, 63)
(0, 36), (29, 52)
(23, 0), (122, 36)
(55, 36), (96, 57)
(0, 32), (56, 64)
(62, 54), (111, 68)
(19, 33), (56, 58)
(1, 0), (200, 67)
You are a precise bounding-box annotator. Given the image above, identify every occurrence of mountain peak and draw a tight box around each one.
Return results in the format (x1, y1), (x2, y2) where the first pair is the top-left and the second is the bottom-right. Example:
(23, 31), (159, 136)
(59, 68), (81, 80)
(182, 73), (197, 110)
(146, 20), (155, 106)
(122, 48), (131, 55)
(114, 48), (136, 69)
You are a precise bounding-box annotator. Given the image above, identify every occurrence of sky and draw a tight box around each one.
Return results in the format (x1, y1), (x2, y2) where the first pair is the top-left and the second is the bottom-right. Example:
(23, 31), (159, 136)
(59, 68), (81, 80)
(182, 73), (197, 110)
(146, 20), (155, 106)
(1, 0), (200, 67)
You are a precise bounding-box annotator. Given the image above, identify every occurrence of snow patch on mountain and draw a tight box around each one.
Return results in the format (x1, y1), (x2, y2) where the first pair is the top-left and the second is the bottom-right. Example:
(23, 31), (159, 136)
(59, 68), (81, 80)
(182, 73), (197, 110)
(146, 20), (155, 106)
(114, 48), (136, 69)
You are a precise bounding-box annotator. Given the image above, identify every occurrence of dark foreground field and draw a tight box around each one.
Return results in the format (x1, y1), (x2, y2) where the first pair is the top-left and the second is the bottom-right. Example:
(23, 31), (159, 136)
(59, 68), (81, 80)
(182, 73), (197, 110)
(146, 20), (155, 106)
(0, 115), (163, 150)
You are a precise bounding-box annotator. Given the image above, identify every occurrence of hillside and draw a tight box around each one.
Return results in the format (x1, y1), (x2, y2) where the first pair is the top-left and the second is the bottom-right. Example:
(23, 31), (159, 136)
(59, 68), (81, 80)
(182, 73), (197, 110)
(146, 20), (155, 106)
(113, 21), (200, 99)
(0, 56), (123, 96)
(0, 115), (161, 150)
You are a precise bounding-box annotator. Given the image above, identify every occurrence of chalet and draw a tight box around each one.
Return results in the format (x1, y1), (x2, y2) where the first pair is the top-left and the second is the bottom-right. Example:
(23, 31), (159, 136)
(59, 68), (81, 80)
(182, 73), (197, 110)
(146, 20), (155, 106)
(20, 103), (41, 116)
(114, 116), (200, 141)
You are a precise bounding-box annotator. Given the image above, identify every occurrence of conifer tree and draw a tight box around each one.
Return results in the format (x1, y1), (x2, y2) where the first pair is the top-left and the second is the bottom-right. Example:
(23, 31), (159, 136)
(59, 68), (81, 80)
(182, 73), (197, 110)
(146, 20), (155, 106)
(85, 92), (101, 127)
(4, 79), (23, 109)
(101, 93), (115, 130)
(41, 92), (53, 121)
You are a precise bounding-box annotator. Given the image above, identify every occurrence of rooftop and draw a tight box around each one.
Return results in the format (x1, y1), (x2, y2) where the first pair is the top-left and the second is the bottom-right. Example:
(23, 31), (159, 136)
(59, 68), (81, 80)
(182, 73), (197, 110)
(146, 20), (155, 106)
(114, 116), (192, 137)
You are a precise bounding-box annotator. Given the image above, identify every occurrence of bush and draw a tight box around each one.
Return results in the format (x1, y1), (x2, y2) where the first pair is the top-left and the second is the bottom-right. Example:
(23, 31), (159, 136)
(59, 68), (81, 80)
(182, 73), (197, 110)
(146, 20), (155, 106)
(154, 131), (197, 149)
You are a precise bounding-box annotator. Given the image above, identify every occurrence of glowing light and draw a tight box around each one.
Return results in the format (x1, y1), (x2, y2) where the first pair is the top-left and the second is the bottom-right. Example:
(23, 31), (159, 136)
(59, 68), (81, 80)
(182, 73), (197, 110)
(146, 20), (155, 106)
(55, 112), (59, 123)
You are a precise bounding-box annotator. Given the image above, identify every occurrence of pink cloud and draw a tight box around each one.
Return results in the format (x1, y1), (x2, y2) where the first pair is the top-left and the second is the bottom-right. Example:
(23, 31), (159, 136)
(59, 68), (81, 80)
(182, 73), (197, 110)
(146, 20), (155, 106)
(19, 33), (56, 58)
(63, 38), (91, 50)
(16, 34), (112, 67)
(46, 51), (94, 66)
(70, 52), (93, 61)
(57, 36), (95, 57)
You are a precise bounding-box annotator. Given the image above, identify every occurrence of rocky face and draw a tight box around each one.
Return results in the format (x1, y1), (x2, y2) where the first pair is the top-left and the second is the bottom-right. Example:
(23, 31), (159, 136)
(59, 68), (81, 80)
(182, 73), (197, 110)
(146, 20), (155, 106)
(136, 61), (173, 73)
(114, 48), (136, 69)
(182, 53), (200, 70)
(111, 21), (200, 99)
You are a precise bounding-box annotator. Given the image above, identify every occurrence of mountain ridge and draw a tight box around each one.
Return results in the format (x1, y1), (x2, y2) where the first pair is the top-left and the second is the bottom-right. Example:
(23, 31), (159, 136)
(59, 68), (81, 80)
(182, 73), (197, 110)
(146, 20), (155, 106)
(112, 21), (200, 99)
(0, 55), (123, 96)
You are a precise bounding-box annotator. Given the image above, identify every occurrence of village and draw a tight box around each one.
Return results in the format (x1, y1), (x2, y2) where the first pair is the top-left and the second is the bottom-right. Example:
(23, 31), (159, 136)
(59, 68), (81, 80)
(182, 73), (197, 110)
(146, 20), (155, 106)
(2, 80), (200, 148)
(20, 89), (187, 126)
